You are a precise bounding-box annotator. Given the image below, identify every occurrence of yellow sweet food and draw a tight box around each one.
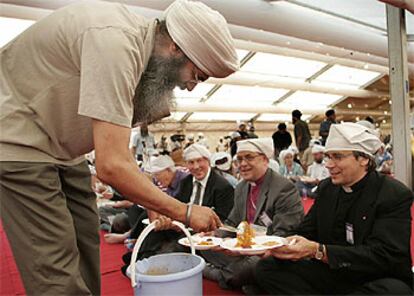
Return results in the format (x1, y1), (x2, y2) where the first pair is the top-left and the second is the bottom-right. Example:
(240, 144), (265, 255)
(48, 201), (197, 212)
(235, 221), (255, 248)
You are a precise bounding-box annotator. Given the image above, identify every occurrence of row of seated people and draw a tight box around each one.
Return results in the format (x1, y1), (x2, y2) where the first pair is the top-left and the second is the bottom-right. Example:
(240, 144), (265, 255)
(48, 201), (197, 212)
(96, 122), (413, 295)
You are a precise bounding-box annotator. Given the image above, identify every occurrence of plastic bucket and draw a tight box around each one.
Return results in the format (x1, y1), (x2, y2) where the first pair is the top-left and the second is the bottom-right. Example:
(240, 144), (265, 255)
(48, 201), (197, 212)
(128, 221), (205, 296)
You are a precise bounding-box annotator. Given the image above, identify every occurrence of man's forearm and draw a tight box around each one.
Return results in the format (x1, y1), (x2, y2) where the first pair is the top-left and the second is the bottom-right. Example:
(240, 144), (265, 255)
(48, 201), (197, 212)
(97, 158), (186, 223)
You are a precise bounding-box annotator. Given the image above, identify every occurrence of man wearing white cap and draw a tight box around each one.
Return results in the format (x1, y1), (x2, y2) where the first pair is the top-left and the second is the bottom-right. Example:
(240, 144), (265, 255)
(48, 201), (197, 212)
(137, 143), (234, 260)
(0, 0), (238, 294)
(302, 138), (322, 172)
(179, 144), (234, 221)
(257, 122), (413, 295)
(211, 152), (238, 188)
(202, 138), (303, 292)
(296, 144), (330, 197)
(148, 155), (189, 198)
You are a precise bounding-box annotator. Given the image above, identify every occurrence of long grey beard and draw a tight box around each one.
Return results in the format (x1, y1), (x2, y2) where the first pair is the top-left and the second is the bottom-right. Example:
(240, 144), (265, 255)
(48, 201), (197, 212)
(132, 55), (187, 125)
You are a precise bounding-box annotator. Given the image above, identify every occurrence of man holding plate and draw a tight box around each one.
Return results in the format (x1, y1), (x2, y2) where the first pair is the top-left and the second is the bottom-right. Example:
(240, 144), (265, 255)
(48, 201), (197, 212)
(202, 138), (303, 293)
(256, 123), (413, 295)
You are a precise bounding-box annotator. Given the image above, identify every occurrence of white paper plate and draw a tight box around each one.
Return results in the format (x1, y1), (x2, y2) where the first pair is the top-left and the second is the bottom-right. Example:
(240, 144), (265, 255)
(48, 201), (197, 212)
(178, 235), (222, 250)
(142, 218), (193, 231)
(220, 235), (285, 255)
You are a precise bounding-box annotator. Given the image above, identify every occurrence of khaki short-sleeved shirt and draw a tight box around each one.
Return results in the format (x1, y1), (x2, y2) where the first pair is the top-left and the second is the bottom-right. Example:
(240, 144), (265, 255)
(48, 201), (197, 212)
(0, 1), (156, 164)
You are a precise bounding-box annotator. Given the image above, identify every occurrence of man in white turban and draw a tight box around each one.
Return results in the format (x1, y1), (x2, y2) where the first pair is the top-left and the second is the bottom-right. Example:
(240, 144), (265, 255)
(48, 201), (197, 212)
(201, 138), (303, 292)
(296, 144), (329, 197)
(211, 152), (238, 188)
(256, 122), (413, 295)
(1, 0), (236, 293)
(165, 0), (239, 78)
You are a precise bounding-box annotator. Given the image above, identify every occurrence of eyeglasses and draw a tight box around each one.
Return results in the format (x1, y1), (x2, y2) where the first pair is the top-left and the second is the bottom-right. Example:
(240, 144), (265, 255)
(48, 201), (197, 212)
(324, 152), (354, 163)
(176, 44), (208, 85)
(234, 154), (263, 166)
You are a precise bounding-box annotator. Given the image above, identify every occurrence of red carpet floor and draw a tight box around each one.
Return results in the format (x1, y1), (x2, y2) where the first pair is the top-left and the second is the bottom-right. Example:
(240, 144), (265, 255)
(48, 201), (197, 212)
(0, 225), (244, 295)
(1, 198), (412, 296)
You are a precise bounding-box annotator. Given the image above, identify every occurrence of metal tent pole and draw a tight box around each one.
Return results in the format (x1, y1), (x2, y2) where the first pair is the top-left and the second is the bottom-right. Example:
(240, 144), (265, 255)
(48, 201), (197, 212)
(386, 5), (411, 188)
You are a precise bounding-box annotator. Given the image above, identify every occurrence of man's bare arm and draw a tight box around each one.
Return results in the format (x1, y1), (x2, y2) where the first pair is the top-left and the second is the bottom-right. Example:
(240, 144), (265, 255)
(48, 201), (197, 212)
(92, 120), (186, 221)
(92, 120), (221, 232)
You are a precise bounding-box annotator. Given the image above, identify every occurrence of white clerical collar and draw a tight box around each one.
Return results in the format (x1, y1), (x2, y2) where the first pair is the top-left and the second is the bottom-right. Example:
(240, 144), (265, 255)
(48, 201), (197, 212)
(342, 186), (353, 193)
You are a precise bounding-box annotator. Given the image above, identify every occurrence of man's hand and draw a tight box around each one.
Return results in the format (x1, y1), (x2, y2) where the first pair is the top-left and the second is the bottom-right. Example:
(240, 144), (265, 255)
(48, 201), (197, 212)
(189, 205), (222, 233)
(112, 200), (133, 208)
(148, 209), (181, 232)
(263, 235), (317, 261)
(154, 215), (175, 231)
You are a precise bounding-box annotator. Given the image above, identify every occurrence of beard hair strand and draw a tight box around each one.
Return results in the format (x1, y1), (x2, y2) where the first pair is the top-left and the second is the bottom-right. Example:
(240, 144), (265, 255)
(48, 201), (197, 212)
(132, 55), (187, 125)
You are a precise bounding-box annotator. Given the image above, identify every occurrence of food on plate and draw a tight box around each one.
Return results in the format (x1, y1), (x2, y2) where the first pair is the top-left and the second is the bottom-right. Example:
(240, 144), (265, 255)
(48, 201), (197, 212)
(261, 241), (279, 247)
(197, 237), (213, 245)
(198, 240), (214, 246)
(235, 221), (255, 248)
(182, 237), (216, 246)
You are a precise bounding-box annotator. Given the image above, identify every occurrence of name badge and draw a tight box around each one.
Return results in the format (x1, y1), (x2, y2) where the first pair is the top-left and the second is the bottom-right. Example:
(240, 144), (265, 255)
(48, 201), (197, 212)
(346, 222), (354, 245)
(259, 212), (272, 227)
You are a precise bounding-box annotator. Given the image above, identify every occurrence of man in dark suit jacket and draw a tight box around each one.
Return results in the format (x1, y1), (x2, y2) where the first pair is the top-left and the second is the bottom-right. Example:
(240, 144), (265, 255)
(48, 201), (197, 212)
(175, 167), (234, 221)
(256, 123), (413, 295)
(202, 138), (303, 292)
(138, 144), (234, 259)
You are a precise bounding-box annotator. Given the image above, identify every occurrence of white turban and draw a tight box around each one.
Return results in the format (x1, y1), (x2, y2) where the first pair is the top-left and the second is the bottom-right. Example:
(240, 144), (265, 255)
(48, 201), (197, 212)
(279, 149), (294, 161)
(311, 144), (325, 154)
(309, 139), (322, 147)
(183, 143), (211, 161)
(164, 0), (239, 78)
(230, 131), (241, 139)
(325, 122), (381, 158)
(236, 138), (274, 159)
(288, 145), (299, 155)
(147, 155), (175, 174)
(211, 152), (232, 171)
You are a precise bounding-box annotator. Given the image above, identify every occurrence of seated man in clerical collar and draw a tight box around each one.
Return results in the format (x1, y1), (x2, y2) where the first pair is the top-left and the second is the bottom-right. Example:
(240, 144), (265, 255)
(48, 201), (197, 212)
(256, 122), (413, 296)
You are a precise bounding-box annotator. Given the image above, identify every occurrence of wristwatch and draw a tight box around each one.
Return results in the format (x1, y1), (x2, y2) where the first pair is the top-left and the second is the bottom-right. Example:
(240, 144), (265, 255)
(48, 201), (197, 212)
(315, 243), (325, 260)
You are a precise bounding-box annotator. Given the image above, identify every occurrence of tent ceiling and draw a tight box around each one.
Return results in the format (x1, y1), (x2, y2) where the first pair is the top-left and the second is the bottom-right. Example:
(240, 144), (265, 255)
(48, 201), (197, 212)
(1, 0), (413, 131)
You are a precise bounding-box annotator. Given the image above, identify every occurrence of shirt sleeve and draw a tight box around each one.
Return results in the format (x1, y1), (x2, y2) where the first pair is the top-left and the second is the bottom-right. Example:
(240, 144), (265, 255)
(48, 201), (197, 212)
(77, 27), (144, 127)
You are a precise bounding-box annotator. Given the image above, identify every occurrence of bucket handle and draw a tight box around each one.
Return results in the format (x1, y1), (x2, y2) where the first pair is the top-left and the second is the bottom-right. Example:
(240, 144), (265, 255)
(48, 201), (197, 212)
(130, 220), (195, 288)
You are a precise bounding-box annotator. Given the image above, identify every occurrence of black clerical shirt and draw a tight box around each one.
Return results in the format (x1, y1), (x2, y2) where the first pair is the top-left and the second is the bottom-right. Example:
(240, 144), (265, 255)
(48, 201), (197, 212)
(332, 172), (371, 244)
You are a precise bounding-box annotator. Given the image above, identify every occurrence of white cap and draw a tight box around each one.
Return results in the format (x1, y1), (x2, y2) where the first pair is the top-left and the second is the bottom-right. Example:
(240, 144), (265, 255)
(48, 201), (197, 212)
(325, 122), (381, 158)
(309, 139), (322, 147)
(147, 155), (175, 174)
(211, 152), (232, 171)
(311, 144), (325, 154)
(288, 145), (299, 155)
(236, 138), (274, 159)
(356, 120), (375, 130)
(183, 143), (211, 161)
(280, 149), (294, 160)
(230, 131), (241, 139)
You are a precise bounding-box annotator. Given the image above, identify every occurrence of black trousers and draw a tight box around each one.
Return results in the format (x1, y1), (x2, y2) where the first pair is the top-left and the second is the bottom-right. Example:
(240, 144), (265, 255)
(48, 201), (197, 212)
(256, 257), (413, 295)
